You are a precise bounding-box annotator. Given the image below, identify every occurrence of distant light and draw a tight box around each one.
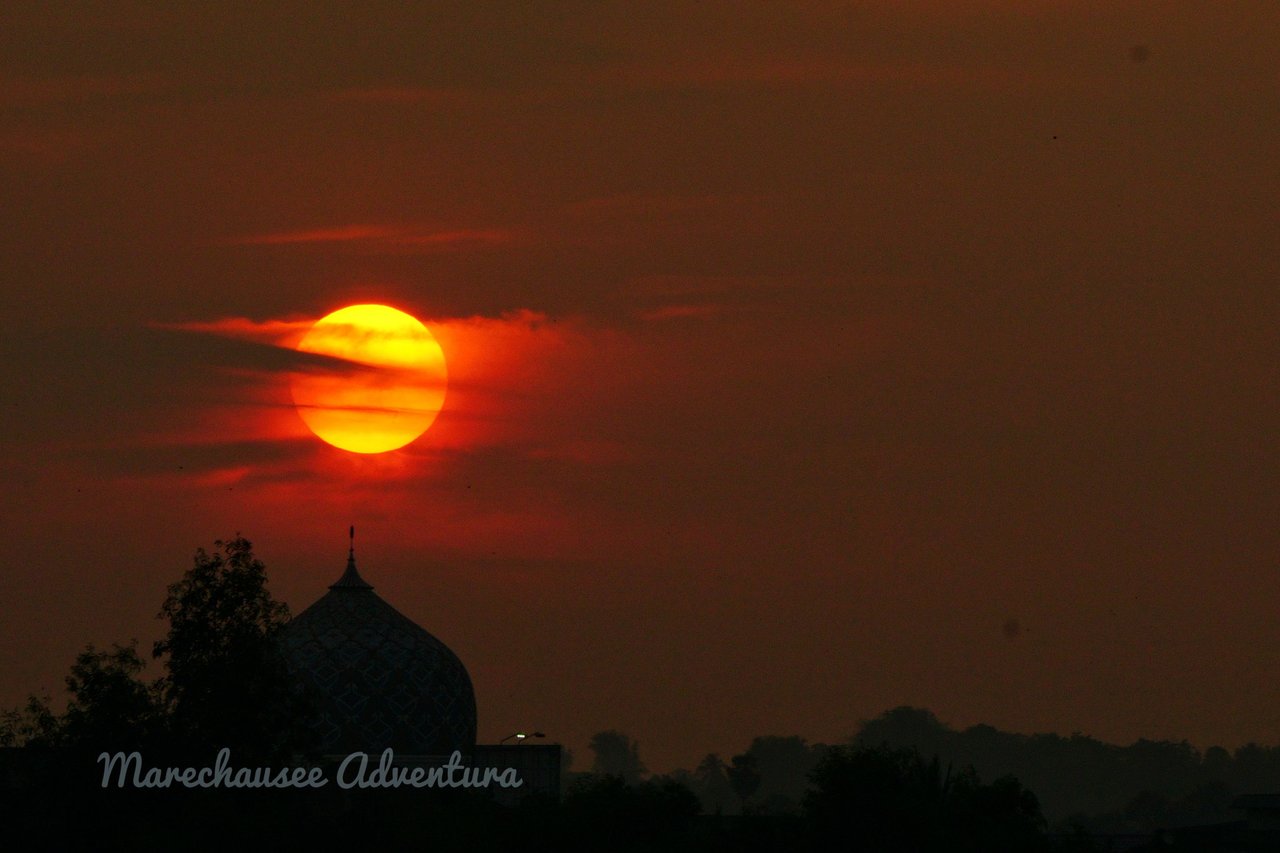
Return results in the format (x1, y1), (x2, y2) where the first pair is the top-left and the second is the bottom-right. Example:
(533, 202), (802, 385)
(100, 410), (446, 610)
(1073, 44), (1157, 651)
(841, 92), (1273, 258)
(500, 730), (548, 744)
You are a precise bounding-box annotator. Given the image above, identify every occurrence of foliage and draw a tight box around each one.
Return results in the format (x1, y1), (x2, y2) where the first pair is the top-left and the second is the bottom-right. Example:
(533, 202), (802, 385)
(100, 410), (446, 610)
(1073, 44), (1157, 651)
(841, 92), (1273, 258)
(851, 705), (1280, 831)
(588, 729), (648, 784)
(149, 532), (304, 758)
(804, 744), (1049, 852)
(693, 753), (735, 814)
(727, 752), (762, 811)
(61, 641), (165, 752)
(742, 735), (827, 814)
(2, 536), (311, 762)
(0, 693), (60, 748)
(153, 536), (311, 759)
(0, 642), (163, 753)
(559, 773), (702, 850)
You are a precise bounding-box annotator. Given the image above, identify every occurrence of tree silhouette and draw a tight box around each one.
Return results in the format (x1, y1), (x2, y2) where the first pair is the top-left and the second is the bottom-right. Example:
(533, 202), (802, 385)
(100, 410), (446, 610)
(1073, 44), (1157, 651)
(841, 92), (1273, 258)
(804, 744), (1049, 852)
(848, 706), (1280, 830)
(693, 753), (735, 814)
(560, 773), (701, 850)
(3, 535), (313, 764)
(727, 752), (762, 813)
(588, 729), (647, 784)
(0, 642), (163, 754)
(60, 641), (164, 752)
(857, 706), (951, 755)
(0, 693), (60, 748)
(949, 771), (1049, 851)
(153, 535), (314, 760)
(741, 735), (826, 814)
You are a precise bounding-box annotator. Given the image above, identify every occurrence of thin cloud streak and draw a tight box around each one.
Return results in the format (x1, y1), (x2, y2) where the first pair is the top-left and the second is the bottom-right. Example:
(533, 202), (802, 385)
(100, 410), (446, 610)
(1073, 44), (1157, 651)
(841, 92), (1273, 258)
(235, 224), (399, 245)
(593, 56), (1101, 95)
(638, 304), (728, 321)
(325, 86), (482, 106)
(228, 223), (527, 250)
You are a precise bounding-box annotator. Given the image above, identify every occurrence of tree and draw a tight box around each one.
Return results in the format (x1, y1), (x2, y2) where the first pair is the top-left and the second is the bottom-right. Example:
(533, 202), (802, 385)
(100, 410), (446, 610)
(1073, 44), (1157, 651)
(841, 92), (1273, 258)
(0, 693), (60, 749)
(727, 752), (762, 813)
(856, 706), (951, 756)
(3, 536), (311, 762)
(0, 642), (162, 753)
(561, 773), (701, 848)
(153, 535), (313, 760)
(60, 641), (164, 752)
(949, 772), (1049, 852)
(588, 729), (647, 784)
(805, 745), (943, 851)
(804, 744), (1050, 852)
(694, 753), (736, 814)
(741, 735), (826, 814)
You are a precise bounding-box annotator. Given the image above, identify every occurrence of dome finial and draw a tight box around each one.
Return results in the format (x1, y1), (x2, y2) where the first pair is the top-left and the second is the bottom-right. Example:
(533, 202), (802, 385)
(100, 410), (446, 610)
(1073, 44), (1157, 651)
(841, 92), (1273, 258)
(331, 524), (372, 590)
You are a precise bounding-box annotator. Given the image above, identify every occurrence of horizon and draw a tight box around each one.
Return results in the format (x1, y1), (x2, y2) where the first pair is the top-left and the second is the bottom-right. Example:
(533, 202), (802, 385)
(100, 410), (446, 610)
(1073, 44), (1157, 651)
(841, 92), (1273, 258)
(2, 2), (1278, 781)
(15, 532), (1277, 778)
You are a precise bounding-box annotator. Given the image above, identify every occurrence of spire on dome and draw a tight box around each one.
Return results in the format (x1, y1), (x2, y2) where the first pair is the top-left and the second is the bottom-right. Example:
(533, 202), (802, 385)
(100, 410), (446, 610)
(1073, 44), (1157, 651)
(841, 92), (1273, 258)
(330, 524), (373, 590)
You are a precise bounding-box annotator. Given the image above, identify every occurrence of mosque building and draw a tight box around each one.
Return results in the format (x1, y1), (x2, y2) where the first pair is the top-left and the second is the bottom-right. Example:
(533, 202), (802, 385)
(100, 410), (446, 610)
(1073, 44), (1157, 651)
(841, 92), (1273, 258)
(278, 543), (477, 756)
(278, 532), (559, 800)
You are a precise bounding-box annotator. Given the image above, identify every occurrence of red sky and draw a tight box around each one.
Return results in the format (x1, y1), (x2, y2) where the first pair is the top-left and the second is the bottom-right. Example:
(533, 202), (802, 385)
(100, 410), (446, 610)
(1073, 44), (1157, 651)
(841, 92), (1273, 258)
(1, 2), (1277, 772)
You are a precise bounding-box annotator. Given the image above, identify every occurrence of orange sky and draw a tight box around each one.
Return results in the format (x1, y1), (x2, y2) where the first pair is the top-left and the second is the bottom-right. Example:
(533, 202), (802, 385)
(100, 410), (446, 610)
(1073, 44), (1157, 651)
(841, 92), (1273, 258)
(1, 2), (1278, 772)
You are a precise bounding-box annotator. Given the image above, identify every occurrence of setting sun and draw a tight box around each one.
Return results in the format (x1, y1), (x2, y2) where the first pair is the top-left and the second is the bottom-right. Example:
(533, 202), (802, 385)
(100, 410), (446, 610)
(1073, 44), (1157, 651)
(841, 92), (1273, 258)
(290, 304), (447, 453)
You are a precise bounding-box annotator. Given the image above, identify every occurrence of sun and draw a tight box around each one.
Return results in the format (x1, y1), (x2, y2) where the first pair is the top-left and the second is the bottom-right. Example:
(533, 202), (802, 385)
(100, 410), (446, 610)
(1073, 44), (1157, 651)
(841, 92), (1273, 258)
(290, 304), (447, 453)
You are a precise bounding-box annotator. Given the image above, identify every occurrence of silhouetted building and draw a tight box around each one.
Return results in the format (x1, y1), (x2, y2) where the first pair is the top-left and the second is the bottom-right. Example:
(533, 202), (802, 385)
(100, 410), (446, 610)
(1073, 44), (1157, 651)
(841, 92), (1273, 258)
(278, 541), (560, 802)
(279, 546), (477, 755)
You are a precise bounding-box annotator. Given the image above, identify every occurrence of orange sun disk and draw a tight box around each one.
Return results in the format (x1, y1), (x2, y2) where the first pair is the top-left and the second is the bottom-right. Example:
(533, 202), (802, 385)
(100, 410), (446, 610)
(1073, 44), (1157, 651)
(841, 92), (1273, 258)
(290, 304), (447, 453)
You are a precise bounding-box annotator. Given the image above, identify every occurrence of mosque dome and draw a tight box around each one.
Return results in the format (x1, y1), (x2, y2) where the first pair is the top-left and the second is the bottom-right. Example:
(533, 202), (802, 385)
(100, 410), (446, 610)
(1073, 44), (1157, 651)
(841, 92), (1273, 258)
(279, 541), (477, 755)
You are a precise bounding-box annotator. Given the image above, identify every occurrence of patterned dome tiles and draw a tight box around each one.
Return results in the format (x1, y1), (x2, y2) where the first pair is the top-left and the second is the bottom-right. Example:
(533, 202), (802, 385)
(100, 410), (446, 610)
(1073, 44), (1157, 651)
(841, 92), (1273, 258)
(278, 555), (477, 756)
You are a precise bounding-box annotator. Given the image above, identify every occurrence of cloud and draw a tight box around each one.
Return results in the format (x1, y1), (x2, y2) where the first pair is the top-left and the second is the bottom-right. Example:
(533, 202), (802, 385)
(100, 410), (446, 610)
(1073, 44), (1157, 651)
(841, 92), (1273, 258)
(324, 86), (483, 106)
(121, 309), (581, 458)
(156, 316), (314, 343)
(593, 56), (1078, 94)
(234, 225), (402, 245)
(638, 304), (727, 321)
(392, 228), (522, 248)
(228, 223), (527, 251)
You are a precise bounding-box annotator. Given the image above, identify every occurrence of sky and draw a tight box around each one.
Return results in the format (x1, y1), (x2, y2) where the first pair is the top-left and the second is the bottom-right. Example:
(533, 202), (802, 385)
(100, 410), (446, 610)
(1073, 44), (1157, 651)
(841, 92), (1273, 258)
(0, 2), (1277, 773)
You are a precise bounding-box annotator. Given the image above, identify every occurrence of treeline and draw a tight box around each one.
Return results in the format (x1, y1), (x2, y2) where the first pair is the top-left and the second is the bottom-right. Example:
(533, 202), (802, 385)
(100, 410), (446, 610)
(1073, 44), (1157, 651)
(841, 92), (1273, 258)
(853, 706), (1277, 832)
(590, 706), (1280, 834)
(3, 536), (1273, 848)
(554, 746), (1062, 853)
(0, 745), (1073, 852)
